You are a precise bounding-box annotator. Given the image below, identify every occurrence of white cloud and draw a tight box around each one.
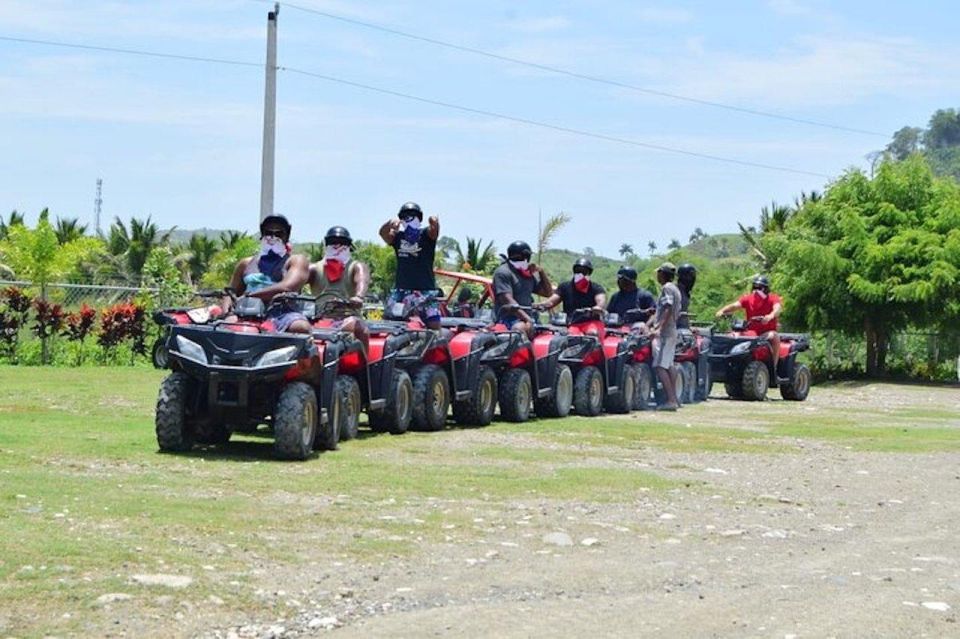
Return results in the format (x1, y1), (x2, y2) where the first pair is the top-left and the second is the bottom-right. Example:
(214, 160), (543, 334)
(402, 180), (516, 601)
(659, 35), (960, 108)
(503, 16), (572, 34)
(635, 7), (694, 25)
(766, 0), (811, 16)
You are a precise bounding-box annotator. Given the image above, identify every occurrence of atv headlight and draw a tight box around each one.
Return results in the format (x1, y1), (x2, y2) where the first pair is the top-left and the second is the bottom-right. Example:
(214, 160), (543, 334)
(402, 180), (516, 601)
(175, 335), (207, 363)
(256, 345), (298, 367)
(730, 342), (751, 355)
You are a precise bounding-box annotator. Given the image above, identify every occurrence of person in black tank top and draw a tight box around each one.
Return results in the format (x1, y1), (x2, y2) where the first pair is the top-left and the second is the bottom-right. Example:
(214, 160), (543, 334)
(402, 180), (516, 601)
(379, 202), (442, 329)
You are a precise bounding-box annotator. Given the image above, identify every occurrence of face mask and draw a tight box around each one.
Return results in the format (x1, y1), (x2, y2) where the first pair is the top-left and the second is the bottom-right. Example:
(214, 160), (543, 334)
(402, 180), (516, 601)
(755, 289), (768, 299)
(402, 217), (422, 243)
(509, 259), (529, 272)
(573, 272), (591, 293)
(326, 245), (351, 264)
(573, 273), (588, 283)
(403, 217), (422, 231)
(260, 236), (287, 257)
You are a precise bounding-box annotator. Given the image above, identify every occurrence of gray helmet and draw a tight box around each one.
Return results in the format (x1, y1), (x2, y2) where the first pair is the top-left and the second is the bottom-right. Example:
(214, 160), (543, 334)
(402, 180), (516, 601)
(752, 275), (770, 291)
(324, 226), (352, 246)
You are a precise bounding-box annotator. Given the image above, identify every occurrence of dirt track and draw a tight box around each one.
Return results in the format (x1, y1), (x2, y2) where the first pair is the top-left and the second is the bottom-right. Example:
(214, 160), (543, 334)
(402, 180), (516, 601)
(200, 383), (960, 638)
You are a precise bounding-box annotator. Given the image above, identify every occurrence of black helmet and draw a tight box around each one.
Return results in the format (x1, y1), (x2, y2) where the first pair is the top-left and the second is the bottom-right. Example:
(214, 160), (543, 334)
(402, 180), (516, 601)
(506, 240), (532, 261)
(573, 257), (594, 274)
(260, 214), (291, 240)
(616, 265), (638, 282)
(397, 201), (423, 221)
(752, 275), (770, 291)
(324, 226), (352, 246)
(678, 263), (697, 290)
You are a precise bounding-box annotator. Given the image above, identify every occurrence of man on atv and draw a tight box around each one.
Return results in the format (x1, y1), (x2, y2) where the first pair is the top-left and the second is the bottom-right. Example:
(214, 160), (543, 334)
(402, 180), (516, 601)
(222, 214), (311, 334)
(649, 262), (682, 410)
(309, 225), (370, 351)
(607, 265), (655, 322)
(676, 263), (697, 330)
(538, 258), (606, 324)
(379, 201), (441, 329)
(716, 275), (783, 375)
(492, 240), (553, 338)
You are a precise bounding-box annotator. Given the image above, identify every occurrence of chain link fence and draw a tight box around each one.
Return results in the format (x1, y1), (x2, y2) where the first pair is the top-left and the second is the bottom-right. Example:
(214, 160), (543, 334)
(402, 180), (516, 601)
(0, 280), (155, 310)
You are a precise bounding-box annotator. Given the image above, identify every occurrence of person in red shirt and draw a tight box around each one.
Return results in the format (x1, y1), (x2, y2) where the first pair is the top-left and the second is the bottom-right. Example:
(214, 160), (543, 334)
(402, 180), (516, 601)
(716, 275), (784, 376)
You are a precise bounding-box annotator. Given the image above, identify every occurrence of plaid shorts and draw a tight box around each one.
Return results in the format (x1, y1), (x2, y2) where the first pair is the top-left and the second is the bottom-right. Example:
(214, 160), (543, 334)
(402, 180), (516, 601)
(387, 289), (442, 322)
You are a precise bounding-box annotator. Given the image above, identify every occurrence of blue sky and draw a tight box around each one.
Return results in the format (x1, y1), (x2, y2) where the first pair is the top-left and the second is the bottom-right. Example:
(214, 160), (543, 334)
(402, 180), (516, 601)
(1, 0), (958, 258)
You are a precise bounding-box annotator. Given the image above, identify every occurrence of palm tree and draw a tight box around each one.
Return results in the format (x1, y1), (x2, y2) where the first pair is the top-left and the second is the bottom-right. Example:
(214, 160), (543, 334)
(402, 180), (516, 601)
(186, 234), (218, 284)
(0, 210), (25, 241)
(219, 230), (250, 250)
(107, 215), (173, 282)
(453, 237), (497, 272)
(647, 241), (657, 256)
(54, 217), (88, 245)
(759, 200), (793, 233)
(618, 243), (634, 258)
(667, 238), (681, 250)
(536, 211), (571, 263)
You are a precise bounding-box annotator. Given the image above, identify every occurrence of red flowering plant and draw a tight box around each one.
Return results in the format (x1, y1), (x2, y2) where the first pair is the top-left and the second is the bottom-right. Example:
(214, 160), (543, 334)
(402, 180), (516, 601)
(2, 287), (31, 321)
(0, 287), (31, 361)
(98, 302), (148, 363)
(32, 298), (66, 340)
(64, 304), (97, 365)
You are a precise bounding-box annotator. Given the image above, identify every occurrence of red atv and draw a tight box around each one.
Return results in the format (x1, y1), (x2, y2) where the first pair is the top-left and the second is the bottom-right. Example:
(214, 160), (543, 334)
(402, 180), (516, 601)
(675, 323), (712, 404)
(708, 317), (811, 401)
(604, 308), (656, 411)
(375, 290), (500, 430)
(150, 291), (226, 369)
(156, 293), (340, 460)
(552, 308), (636, 416)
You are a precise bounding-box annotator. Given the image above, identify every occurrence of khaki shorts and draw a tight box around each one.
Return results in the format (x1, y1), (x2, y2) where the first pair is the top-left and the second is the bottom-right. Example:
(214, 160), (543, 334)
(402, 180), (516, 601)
(653, 335), (677, 370)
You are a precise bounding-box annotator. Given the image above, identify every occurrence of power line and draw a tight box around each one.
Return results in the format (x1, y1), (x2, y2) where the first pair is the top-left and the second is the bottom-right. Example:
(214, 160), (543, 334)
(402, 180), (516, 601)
(282, 67), (831, 179)
(0, 33), (831, 178)
(269, 0), (888, 138)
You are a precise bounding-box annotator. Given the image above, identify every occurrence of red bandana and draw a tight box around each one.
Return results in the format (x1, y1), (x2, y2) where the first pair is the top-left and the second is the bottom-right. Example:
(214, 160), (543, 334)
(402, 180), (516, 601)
(574, 277), (591, 294)
(324, 259), (345, 283)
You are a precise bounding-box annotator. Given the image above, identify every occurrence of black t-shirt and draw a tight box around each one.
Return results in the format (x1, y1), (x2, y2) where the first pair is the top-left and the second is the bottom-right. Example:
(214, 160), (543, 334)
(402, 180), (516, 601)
(493, 262), (540, 319)
(677, 287), (691, 329)
(556, 279), (605, 315)
(607, 287), (655, 317)
(393, 231), (436, 290)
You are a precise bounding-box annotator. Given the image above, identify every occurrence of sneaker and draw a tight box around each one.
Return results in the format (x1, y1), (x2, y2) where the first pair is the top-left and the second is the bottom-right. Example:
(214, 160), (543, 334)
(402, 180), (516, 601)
(657, 403), (679, 412)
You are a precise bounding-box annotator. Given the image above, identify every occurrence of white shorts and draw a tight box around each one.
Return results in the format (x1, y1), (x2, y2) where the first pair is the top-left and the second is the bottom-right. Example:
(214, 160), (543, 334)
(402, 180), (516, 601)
(653, 335), (677, 370)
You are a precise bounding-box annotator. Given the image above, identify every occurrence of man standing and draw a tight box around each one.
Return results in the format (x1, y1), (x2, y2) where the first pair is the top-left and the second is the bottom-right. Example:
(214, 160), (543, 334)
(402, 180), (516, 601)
(716, 275), (783, 376)
(309, 225), (370, 351)
(676, 263), (697, 330)
(539, 258), (606, 317)
(607, 265), (655, 320)
(492, 240), (553, 337)
(649, 262), (682, 410)
(223, 214), (311, 334)
(379, 202), (441, 329)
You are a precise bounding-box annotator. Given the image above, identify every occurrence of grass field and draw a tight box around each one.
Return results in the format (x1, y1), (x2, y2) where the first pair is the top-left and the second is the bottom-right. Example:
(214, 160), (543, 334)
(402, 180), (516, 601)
(0, 367), (958, 637)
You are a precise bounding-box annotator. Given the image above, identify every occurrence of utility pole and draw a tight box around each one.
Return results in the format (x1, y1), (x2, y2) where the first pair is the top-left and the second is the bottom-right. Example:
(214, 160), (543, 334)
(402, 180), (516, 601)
(259, 2), (279, 222)
(94, 177), (103, 235)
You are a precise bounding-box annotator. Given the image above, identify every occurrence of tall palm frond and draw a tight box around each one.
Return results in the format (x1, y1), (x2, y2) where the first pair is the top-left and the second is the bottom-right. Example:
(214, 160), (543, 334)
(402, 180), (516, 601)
(536, 211), (571, 263)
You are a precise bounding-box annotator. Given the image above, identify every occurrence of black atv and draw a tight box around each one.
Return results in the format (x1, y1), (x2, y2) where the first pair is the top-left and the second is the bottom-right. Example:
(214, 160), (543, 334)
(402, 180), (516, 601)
(155, 294), (341, 460)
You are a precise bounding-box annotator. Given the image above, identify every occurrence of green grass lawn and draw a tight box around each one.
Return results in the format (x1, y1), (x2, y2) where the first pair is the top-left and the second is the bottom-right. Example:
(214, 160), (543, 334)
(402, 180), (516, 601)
(0, 367), (957, 636)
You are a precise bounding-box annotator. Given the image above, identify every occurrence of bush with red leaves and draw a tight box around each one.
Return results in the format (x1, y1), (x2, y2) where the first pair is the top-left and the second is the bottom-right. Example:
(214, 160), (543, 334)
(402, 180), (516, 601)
(98, 302), (148, 355)
(64, 304), (97, 342)
(32, 298), (66, 340)
(2, 286), (32, 319)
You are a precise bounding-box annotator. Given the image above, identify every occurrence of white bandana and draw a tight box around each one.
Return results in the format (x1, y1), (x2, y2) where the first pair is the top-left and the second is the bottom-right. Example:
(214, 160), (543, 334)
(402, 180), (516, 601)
(260, 236), (287, 257)
(326, 245), (351, 264)
(509, 259), (529, 271)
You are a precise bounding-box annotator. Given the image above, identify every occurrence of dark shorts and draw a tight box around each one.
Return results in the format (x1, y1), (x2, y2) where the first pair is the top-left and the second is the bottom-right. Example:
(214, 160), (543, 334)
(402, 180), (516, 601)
(388, 289), (442, 322)
(267, 307), (307, 332)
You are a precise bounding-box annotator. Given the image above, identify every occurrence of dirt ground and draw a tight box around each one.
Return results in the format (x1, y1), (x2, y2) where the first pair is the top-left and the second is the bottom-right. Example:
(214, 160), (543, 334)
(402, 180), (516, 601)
(190, 383), (960, 639)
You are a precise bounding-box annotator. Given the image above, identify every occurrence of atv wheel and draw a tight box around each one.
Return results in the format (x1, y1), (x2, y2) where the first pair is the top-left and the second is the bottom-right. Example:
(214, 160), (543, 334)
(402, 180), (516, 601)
(673, 366), (685, 407)
(573, 366), (604, 416)
(695, 359), (711, 402)
(411, 365), (450, 431)
(453, 365), (497, 426)
(724, 381), (743, 399)
(336, 375), (362, 441)
(534, 364), (573, 418)
(274, 382), (318, 460)
(151, 338), (169, 369)
(741, 360), (769, 401)
(314, 384), (342, 451)
(632, 363), (654, 411)
(604, 365), (636, 414)
(156, 372), (195, 452)
(499, 368), (532, 422)
(680, 361), (697, 404)
(780, 363), (811, 401)
(369, 369), (413, 435)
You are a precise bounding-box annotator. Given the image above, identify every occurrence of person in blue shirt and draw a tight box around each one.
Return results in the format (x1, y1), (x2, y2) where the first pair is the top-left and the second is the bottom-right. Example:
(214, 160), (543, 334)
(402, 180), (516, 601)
(606, 266), (655, 321)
